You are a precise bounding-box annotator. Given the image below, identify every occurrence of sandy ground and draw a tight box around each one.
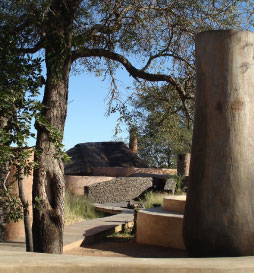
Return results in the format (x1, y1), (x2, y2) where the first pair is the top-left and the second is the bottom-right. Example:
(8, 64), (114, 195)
(64, 237), (188, 258)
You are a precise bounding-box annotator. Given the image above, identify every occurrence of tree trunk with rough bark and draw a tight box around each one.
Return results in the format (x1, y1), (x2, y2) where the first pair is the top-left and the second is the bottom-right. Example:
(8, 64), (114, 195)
(32, 2), (73, 254)
(32, 65), (70, 254)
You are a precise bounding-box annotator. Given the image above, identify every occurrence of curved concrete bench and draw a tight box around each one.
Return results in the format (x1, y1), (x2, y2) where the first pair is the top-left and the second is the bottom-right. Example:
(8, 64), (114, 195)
(163, 195), (186, 213)
(136, 208), (185, 249)
(136, 195), (186, 249)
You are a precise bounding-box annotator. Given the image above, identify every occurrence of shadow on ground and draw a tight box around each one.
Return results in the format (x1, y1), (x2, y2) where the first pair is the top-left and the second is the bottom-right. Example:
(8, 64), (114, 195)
(64, 237), (188, 258)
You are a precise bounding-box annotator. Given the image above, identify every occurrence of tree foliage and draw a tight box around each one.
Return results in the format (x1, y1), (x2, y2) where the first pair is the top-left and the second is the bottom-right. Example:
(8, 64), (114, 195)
(0, 25), (42, 250)
(0, 25), (42, 199)
(1, 1), (248, 101)
(113, 83), (193, 167)
(137, 86), (193, 168)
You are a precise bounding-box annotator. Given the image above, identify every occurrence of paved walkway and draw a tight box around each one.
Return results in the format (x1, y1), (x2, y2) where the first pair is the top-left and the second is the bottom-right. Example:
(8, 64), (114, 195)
(63, 210), (134, 251)
(0, 205), (134, 253)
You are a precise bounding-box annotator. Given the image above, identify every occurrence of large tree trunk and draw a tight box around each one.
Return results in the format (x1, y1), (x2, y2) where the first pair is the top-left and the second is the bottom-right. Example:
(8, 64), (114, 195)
(32, 2), (73, 254)
(32, 64), (70, 254)
(183, 30), (254, 257)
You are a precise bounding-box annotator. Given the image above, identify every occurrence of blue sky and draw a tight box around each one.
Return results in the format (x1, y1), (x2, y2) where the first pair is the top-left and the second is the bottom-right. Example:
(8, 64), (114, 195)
(29, 64), (134, 151)
(64, 68), (133, 150)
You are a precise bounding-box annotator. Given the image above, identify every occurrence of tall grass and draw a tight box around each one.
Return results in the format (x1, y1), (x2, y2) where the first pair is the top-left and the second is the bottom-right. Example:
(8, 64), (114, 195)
(141, 191), (169, 209)
(65, 192), (104, 225)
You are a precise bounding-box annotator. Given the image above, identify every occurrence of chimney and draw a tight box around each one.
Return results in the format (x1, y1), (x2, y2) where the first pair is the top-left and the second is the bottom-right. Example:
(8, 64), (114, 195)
(177, 153), (191, 176)
(129, 126), (138, 154)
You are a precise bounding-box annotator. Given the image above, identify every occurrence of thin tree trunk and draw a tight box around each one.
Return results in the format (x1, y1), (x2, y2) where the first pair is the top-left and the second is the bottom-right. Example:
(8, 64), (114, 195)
(17, 167), (33, 252)
(0, 117), (10, 240)
(167, 150), (171, 168)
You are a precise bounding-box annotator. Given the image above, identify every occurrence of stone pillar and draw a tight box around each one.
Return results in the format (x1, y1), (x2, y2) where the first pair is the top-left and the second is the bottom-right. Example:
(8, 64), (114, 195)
(183, 30), (254, 257)
(177, 153), (191, 176)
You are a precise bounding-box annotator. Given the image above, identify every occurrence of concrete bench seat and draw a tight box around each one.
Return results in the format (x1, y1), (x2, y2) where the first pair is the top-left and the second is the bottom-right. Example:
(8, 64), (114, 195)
(136, 195), (186, 250)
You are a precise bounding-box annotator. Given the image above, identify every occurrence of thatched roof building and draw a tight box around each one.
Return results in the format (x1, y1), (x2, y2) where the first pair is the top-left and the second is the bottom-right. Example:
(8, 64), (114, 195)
(64, 142), (147, 176)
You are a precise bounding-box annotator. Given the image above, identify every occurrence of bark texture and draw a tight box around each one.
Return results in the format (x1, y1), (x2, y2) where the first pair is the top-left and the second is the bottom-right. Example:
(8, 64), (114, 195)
(183, 30), (254, 257)
(32, 66), (70, 254)
(32, 1), (74, 254)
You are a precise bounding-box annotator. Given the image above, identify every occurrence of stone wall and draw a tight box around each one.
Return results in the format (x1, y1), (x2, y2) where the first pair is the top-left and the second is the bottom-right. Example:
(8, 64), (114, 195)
(84, 177), (153, 203)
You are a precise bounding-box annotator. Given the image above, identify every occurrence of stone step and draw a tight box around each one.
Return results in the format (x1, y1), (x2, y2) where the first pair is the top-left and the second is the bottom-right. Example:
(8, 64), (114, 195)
(80, 212), (134, 246)
(162, 195), (186, 213)
(136, 207), (185, 250)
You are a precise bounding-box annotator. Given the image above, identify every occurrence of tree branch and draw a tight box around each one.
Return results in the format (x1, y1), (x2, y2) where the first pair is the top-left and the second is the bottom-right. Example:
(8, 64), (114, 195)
(142, 52), (194, 71)
(142, 27), (175, 71)
(20, 40), (44, 54)
(72, 48), (194, 101)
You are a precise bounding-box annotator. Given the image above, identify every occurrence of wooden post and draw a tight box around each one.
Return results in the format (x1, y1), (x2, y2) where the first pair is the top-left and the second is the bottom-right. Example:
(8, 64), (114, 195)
(183, 30), (254, 257)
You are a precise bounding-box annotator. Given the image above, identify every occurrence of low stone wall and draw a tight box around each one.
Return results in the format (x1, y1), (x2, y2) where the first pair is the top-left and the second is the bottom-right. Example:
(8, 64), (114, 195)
(84, 177), (153, 203)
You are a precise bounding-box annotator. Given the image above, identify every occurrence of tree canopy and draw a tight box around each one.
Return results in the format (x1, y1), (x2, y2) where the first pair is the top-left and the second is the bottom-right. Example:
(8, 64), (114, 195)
(1, 0), (247, 103)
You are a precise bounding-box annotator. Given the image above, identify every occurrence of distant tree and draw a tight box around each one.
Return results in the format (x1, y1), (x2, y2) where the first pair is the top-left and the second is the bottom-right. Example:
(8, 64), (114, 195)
(114, 83), (193, 168)
(1, 0), (249, 253)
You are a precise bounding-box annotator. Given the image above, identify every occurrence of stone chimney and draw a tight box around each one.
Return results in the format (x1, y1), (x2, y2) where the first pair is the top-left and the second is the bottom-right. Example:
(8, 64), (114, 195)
(177, 153), (191, 176)
(129, 127), (138, 154)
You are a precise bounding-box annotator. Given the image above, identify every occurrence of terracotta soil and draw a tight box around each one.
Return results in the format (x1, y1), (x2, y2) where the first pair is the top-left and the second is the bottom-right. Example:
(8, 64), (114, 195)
(64, 237), (188, 258)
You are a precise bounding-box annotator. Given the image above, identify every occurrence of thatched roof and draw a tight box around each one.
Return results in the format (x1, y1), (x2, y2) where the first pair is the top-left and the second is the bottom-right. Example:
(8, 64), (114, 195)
(64, 142), (147, 175)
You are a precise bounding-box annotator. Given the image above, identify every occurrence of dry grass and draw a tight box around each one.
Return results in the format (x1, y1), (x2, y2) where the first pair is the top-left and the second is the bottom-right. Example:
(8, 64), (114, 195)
(64, 192), (104, 225)
(141, 191), (170, 209)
